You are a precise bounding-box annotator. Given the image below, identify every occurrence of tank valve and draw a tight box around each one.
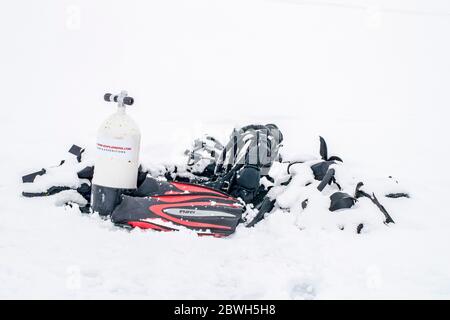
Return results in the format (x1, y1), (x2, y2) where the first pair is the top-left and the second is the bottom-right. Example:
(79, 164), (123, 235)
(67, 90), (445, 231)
(104, 91), (134, 107)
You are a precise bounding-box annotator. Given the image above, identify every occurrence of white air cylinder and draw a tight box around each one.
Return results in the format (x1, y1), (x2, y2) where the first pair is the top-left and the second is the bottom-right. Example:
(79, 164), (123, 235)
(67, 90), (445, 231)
(91, 91), (141, 216)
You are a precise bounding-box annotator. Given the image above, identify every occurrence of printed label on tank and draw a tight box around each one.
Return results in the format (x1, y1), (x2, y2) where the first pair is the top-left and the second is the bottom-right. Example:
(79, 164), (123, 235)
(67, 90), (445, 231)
(96, 136), (137, 161)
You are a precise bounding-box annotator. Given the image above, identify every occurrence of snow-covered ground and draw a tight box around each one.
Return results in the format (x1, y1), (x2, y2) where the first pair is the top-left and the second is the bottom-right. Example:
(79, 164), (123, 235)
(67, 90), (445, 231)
(1, 0), (450, 299)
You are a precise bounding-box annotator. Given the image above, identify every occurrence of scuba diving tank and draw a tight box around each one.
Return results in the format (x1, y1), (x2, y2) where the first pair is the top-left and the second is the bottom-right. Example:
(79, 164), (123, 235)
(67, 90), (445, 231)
(91, 91), (141, 216)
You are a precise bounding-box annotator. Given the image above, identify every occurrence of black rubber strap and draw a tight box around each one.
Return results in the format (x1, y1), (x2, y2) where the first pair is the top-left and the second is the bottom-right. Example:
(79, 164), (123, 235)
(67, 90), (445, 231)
(317, 168), (336, 191)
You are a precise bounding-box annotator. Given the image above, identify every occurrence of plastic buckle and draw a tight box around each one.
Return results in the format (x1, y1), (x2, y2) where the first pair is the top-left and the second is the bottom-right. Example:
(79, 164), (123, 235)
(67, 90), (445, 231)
(221, 180), (230, 192)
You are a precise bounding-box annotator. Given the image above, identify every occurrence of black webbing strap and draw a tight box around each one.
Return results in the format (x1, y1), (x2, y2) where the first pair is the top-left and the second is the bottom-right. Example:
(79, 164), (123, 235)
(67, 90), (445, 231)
(317, 168), (335, 191)
(22, 186), (72, 198)
(22, 169), (46, 183)
(68, 145), (85, 163)
(22, 183), (91, 201)
(316, 167), (342, 192)
(246, 196), (276, 228)
(355, 182), (395, 224)
(320, 136), (328, 160)
(319, 136), (343, 162)
(385, 193), (409, 199)
(22, 145), (85, 183)
(22, 145), (89, 201)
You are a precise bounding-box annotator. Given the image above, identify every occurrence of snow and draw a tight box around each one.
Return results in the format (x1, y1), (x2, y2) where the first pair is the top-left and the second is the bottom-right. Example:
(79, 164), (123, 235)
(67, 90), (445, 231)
(21, 157), (84, 194)
(1, 0), (450, 299)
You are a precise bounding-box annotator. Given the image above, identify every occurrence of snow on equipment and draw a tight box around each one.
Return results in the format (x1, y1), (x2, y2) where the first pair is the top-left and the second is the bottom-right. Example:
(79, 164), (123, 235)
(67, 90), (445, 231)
(21, 145), (90, 207)
(203, 124), (283, 203)
(21, 92), (409, 235)
(91, 91), (141, 216)
(264, 136), (406, 233)
(185, 135), (224, 178)
(110, 177), (244, 237)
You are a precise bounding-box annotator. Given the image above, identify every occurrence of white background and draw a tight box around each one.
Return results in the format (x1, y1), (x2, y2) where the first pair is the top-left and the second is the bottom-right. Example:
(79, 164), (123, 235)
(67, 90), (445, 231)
(1, 0), (450, 299)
